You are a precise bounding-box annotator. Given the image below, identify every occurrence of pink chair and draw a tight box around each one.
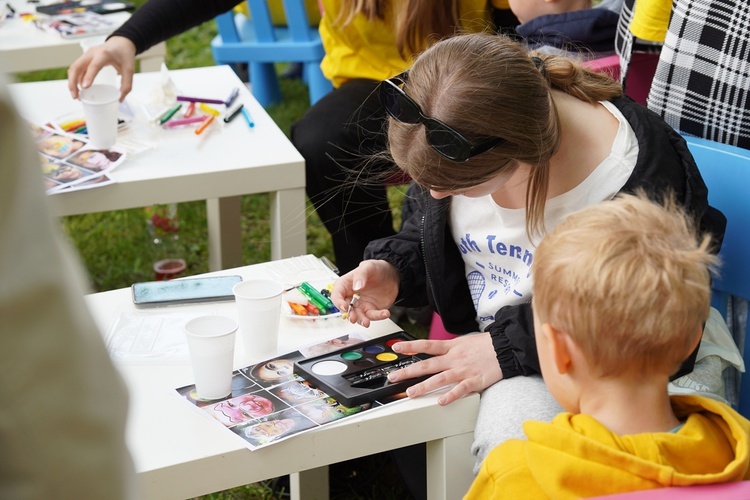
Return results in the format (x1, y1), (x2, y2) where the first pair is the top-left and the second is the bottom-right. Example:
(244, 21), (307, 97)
(590, 481), (750, 499)
(583, 54), (621, 81)
(583, 53), (658, 106)
(428, 312), (458, 341)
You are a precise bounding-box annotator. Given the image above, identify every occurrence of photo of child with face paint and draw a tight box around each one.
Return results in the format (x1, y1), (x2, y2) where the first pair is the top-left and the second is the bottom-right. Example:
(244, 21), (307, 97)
(232, 410), (316, 447)
(205, 393), (283, 426)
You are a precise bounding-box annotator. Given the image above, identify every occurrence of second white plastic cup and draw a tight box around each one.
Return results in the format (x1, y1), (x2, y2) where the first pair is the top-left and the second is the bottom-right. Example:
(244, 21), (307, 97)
(184, 315), (238, 400)
(232, 279), (284, 360)
(79, 84), (119, 149)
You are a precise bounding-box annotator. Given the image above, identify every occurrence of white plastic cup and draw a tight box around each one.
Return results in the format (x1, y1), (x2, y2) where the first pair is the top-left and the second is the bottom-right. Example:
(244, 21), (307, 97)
(79, 84), (119, 149)
(232, 279), (284, 360)
(79, 36), (119, 86)
(184, 315), (238, 400)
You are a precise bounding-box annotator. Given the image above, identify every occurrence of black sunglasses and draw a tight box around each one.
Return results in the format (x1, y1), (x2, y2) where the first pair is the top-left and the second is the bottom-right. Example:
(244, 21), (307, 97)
(379, 71), (506, 162)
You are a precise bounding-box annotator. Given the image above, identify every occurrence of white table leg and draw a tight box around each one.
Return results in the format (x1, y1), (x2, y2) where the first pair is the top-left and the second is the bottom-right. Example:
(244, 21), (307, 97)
(426, 431), (476, 500)
(207, 196), (243, 271)
(290, 467), (329, 500)
(137, 42), (167, 72)
(270, 187), (307, 261)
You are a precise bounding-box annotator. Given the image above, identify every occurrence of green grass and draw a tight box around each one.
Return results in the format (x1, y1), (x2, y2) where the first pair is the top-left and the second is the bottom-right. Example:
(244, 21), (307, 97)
(19, 12), (425, 500)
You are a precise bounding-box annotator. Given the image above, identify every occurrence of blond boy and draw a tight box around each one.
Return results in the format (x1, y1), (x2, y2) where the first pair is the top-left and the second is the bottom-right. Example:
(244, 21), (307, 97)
(466, 194), (750, 499)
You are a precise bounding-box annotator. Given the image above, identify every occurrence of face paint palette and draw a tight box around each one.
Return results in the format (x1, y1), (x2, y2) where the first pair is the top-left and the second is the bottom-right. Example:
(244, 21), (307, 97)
(293, 331), (431, 406)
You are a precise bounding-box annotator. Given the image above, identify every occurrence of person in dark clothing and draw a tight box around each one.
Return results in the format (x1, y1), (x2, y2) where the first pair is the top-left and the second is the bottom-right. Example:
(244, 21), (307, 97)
(66, 0), (507, 274)
(511, 0), (623, 58)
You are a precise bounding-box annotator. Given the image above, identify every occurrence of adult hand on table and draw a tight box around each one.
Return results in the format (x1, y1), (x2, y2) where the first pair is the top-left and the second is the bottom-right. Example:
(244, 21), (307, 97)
(68, 36), (137, 102)
(331, 259), (400, 327)
(388, 332), (503, 406)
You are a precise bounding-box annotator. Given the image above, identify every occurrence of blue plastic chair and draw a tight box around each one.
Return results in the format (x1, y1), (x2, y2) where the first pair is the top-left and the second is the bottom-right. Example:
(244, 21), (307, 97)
(211, 0), (333, 107)
(683, 135), (750, 417)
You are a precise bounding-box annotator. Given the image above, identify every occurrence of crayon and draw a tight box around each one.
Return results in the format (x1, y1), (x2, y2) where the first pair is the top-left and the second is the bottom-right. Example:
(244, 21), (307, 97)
(198, 103), (220, 117)
(183, 101), (196, 118)
(177, 95), (225, 105)
(195, 115), (215, 135)
(162, 116), (206, 128)
(224, 87), (240, 107)
(158, 103), (182, 124)
(241, 107), (255, 128)
(303, 303), (320, 315)
(288, 302), (308, 316)
(61, 119), (86, 132)
(223, 103), (244, 123)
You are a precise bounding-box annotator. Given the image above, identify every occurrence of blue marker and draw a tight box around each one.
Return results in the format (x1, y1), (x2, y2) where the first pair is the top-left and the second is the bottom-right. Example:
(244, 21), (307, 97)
(241, 107), (255, 128)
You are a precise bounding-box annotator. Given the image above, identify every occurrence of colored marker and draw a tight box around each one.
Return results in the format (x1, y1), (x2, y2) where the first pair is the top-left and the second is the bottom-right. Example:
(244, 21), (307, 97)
(224, 87), (240, 107)
(298, 281), (339, 314)
(241, 106), (255, 128)
(303, 303), (320, 315)
(149, 105), (173, 123)
(61, 119), (86, 132)
(198, 103), (220, 117)
(177, 95), (225, 105)
(223, 103), (244, 123)
(158, 103), (182, 124)
(288, 302), (308, 316)
(162, 116), (207, 128)
(195, 115), (215, 135)
(183, 101), (195, 117)
(296, 285), (329, 314)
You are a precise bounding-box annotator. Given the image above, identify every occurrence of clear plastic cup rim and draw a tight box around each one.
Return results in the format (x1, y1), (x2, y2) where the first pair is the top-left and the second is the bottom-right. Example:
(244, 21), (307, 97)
(184, 315), (238, 338)
(79, 84), (119, 105)
(232, 279), (284, 300)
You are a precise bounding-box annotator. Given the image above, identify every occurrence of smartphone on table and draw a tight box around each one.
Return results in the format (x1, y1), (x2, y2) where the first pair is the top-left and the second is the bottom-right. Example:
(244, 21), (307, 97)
(131, 275), (243, 308)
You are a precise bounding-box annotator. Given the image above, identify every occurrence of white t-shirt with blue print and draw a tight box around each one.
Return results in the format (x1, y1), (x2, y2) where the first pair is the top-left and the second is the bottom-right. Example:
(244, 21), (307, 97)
(449, 101), (638, 331)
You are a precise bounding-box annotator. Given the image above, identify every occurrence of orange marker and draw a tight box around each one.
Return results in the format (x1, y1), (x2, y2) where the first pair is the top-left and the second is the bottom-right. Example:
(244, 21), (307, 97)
(195, 115), (215, 135)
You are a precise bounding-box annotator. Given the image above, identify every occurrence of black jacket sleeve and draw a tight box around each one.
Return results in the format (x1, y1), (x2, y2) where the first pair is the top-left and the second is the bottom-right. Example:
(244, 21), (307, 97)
(487, 302), (540, 379)
(110, 0), (241, 54)
(364, 183), (431, 308)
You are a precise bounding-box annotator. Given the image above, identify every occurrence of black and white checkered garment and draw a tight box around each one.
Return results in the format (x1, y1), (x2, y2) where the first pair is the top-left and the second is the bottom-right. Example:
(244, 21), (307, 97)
(614, 0), (663, 84)
(648, 0), (750, 149)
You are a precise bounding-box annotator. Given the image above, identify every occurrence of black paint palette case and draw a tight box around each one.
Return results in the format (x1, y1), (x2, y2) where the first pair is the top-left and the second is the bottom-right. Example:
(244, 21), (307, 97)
(294, 331), (431, 407)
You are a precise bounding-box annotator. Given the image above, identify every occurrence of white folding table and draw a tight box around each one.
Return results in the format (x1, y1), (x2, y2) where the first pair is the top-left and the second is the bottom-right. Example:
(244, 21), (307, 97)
(0, 0), (166, 73)
(9, 65), (307, 269)
(85, 258), (480, 499)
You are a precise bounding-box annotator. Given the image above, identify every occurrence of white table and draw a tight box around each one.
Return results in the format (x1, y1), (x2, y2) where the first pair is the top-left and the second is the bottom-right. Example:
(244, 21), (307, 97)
(0, 0), (166, 73)
(85, 258), (480, 499)
(9, 65), (307, 270)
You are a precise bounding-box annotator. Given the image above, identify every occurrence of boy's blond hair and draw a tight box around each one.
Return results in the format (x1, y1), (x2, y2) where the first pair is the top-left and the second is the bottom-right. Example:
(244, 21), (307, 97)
(531, 193), (717, 378)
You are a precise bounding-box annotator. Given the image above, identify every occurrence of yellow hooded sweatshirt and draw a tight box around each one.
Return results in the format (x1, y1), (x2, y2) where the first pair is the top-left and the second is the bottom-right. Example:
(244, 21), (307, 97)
(319, 0), (509, 88)
(466, 395), (750, 499)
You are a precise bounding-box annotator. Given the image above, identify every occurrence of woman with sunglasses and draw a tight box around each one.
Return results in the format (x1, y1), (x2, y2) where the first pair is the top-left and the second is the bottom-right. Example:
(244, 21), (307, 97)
(332, 32), (726, 470)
